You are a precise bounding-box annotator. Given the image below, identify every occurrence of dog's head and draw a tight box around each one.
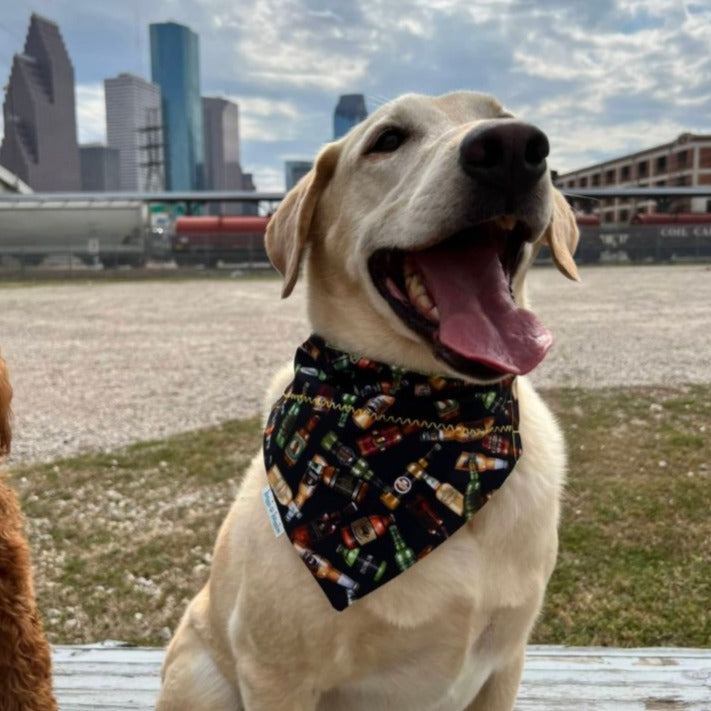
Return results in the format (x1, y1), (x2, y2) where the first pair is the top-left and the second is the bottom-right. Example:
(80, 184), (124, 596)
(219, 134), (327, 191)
(266, 91), (578, 381)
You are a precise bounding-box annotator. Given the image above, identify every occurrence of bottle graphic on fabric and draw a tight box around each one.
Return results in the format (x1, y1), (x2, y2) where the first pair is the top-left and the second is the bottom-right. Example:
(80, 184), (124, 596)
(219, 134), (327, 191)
(405, 494), (448, 538)
(463, 472), (483, 520)
(474, 453), (509, 471)
(391, 444), (443, 507)
(336, 543), (387, 582)
(341, 514), (394, 549)
(389, 524), (416, 571)
(266, 464), (301, 521)
(322, 467), (369, 503)
(323, 431), (399, 509)
(275, 402), (301, 448)
(419, 471), (464, 516)
(420, 418), (495, 443)
(284, 415), (321, 467)
(287, 459), (322, 521)
(293, 542), (359, 591)
(291, 502), (359, 547)
(352, 394), (395, 429)
(337, 393), (357, 427)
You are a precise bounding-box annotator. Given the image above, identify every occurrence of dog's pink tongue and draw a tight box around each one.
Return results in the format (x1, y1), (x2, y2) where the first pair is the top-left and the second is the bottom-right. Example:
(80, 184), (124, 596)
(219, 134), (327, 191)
(411, 242), (552, 375)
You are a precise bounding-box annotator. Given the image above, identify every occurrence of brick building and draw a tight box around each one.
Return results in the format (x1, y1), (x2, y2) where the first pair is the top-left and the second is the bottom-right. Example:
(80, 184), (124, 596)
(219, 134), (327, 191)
(556, 133), (711, 223)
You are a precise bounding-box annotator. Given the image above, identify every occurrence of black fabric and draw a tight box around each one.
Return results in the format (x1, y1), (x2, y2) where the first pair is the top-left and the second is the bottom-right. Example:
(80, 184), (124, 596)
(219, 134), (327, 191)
(263, 335), (521, 611)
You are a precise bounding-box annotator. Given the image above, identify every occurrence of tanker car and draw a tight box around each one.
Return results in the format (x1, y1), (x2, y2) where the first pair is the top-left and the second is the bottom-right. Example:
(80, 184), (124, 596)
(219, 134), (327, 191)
(0, 202), (149, 267)
(172, 215), (270, 267)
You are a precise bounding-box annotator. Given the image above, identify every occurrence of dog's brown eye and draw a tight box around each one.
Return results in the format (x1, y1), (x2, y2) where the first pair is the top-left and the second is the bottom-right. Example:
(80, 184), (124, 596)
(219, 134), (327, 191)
(367, 128), (407, 154)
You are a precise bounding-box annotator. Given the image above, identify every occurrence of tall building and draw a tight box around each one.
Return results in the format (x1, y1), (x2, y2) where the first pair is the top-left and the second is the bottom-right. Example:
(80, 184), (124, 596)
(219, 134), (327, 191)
(557, 133), (711, 222)
(285, 160), (312, 191)
(150, 22), (204, 191)
(79, 144), (120, 191)
(333, 94), (367, 140)
(0, 14), (80, 191)
(104, 73), (164, 191)
(203, 96), (256, 214)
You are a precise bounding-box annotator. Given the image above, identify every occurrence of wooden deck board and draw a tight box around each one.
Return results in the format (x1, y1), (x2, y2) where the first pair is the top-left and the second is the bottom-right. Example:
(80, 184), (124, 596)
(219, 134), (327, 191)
(53, 644), (711, 710)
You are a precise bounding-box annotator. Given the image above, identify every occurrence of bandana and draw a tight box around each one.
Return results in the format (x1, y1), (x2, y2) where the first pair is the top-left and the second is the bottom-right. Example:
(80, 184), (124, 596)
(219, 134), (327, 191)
(263, 335), (521, 611)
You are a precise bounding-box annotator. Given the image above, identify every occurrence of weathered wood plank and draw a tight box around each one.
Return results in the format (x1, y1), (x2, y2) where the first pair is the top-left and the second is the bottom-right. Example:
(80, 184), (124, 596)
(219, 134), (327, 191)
(52, 644), (711, 711)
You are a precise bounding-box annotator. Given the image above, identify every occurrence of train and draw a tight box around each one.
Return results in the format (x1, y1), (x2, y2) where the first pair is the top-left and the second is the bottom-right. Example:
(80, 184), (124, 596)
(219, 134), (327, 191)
(170, 212), (711, 266)
(2, 204), (711, 268)
(0, 202), (150, 267)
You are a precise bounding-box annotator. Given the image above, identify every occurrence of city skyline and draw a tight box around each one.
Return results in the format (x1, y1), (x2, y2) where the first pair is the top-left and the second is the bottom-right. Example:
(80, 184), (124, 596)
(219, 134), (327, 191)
(1, 2), (711, 192)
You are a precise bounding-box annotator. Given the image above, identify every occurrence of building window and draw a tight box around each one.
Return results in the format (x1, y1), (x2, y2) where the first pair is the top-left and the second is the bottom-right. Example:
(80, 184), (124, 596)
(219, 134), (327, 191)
(592, 173), (600, 186)
(677, 150), (688, 169)
(579, 176), (588, 187)
(621, 165), (631, 181)
(637, 160), (648, 178)
(655, 155), (667, 173)
(619, 209), (629, 223)
(605, 169), (615, 184)
(677, 175), (688, 186)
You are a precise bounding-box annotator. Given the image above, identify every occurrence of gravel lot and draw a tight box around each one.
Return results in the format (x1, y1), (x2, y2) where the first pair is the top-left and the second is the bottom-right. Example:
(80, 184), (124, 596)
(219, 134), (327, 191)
(2, 264), (710, 464)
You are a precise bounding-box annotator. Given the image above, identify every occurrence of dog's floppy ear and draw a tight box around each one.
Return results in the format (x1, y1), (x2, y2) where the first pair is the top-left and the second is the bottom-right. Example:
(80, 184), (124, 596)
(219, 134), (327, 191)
(544, 189), (580, 281)
(266, 143), (340, 298)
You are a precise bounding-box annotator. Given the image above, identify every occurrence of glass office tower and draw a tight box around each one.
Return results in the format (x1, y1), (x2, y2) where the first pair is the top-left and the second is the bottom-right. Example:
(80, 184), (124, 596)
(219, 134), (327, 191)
(149, 22), (204, 190)
(333, 94), (367, 140)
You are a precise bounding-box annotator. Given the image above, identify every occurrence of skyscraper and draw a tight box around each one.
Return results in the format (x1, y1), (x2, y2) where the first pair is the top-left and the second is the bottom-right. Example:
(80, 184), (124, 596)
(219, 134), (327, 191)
(203, 96), (256, 214)
(104, 73), (164, 191)
(79, 144), (120, 191)
(149, 22), (204, 191)
(333, 94), (368, 140)
(285, 161), (313, 191)
(0, 14), (80, 191)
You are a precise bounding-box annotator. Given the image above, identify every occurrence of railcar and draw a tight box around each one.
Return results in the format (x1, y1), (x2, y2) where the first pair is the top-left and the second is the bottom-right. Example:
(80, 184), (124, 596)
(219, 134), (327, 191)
(172, 215), (270, 267)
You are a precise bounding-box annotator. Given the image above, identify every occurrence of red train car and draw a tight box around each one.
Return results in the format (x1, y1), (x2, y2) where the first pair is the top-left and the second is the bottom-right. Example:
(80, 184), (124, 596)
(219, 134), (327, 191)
(172, 215), (270, 267)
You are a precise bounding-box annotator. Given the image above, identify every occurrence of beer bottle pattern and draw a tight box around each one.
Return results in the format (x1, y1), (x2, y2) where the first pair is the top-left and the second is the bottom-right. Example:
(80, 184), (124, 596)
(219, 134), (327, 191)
(323, 431), (399, 510)
(463, 473), (483, 521)
(322, 467), (369, 503)
(473, 453), (509, 471)
(287, 459), (322, 521)
(294, 543), (359, 592)
(266, 464), (301, 521)
(284, 415), (320, 467)
(419, 417), (494, 443)
(336, 543), (387, 582)
(352, 394), (395, 429)
(275, 402), (301, 448)
(389, 525), (416, 571)
(391, 444), (443, 506)
(405, 494), (448, 538)
(337, 393), (357, 427)
(341, 514), (394, 549)
(291, 502), (359, 547)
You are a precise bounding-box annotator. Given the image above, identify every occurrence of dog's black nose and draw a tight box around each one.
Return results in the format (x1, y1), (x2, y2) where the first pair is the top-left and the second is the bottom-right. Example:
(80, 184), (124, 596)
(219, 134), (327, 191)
(459, 120), (550, 198)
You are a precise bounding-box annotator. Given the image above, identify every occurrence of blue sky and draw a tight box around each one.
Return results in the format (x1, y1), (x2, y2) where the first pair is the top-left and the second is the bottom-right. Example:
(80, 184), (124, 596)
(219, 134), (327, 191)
(2, 0), (711, 191)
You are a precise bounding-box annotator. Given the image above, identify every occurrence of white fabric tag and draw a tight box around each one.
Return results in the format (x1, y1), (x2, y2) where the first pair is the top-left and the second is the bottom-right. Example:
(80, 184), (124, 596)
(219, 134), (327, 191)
(262, 485), (285, 537)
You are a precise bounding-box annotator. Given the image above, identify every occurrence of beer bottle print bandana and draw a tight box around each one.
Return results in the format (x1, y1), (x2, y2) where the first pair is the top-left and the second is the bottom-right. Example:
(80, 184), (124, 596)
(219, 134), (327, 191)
(263, 335), (522, 611)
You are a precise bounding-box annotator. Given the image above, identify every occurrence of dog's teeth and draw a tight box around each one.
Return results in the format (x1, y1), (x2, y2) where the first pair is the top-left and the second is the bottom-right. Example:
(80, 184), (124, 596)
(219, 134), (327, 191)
(495, 215), (517, 231)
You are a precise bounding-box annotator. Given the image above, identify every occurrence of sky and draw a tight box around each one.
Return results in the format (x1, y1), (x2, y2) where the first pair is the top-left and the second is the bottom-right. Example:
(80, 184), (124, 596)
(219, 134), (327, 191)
(1, 0), (711, 192)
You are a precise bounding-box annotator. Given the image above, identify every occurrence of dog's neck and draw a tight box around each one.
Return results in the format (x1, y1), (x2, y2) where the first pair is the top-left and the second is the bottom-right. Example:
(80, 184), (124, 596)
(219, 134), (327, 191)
(262, 335), (523, 611)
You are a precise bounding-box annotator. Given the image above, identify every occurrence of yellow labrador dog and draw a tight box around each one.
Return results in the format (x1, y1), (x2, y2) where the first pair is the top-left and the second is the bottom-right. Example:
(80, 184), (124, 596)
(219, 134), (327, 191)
(157, 91), (578, 711)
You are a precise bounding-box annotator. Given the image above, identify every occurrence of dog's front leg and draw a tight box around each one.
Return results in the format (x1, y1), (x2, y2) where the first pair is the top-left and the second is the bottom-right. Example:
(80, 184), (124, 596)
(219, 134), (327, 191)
(237, 656), (320, 711)
(464, 649), (525, 711)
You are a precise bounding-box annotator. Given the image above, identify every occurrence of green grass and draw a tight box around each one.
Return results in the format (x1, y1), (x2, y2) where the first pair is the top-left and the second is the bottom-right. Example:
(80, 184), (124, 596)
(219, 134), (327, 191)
(9, 385), (711, 647)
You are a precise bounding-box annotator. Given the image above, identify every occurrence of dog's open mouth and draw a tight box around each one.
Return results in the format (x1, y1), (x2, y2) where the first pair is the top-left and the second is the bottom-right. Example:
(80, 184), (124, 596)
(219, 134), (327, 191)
(367, 217), (553, 379)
